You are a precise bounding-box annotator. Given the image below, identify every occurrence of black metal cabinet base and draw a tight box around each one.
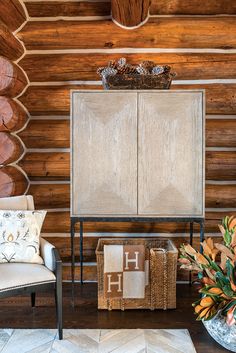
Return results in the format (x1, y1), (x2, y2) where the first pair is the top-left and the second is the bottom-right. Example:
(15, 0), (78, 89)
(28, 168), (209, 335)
(70, 216), (204, 287)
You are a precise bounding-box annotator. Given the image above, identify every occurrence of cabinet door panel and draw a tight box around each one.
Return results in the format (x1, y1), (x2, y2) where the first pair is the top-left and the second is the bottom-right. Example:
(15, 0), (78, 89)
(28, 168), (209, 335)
(138, 92), (204, 216)
(72, 92), (137, 216)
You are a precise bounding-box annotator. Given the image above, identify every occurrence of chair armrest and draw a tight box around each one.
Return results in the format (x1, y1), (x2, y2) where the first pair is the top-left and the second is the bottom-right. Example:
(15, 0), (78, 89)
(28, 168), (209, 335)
(40, 238), (57, 271)
(52, 248), (62, 279)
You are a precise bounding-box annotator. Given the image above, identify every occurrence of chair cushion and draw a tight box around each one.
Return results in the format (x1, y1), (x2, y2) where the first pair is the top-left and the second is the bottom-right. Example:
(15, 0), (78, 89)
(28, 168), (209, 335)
(0, 195), (35, 211)
(0, 263), (56, 292)
(0, 210), (46, 264)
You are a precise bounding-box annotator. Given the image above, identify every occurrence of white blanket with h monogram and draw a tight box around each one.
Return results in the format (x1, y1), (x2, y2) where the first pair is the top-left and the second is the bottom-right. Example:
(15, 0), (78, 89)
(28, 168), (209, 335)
(104, 244), (148, 299)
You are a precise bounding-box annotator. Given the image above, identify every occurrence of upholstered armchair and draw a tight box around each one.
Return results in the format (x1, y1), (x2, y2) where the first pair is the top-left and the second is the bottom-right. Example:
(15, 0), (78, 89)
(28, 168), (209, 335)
(0, 195), (63, 340)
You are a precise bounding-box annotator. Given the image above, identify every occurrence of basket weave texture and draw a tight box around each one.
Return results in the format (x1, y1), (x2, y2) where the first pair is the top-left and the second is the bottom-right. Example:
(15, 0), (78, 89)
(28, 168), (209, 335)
(96, 238), (178, 310)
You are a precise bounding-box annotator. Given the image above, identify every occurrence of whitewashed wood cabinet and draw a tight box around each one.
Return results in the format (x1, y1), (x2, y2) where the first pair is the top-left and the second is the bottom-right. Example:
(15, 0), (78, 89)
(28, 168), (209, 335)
(71, 90), (205, 218)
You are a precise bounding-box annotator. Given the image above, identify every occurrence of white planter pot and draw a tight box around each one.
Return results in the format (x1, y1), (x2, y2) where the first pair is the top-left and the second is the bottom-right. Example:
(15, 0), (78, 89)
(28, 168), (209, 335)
(203, 312), (236, 352)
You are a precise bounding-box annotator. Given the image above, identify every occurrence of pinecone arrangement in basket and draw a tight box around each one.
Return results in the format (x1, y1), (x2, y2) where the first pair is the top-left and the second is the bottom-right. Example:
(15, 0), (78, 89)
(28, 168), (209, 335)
(97, 58), (174, 79)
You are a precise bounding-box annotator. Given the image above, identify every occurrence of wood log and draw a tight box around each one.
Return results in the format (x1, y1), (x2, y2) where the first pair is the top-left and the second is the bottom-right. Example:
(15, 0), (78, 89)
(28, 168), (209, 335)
(0, 56), (27, 97)
(19, 53), (236, 82)
(18, 84), (236, 115)
(0, 22), (24, 61)
(24, 0), (236, 17)
(28, 184), (70, 209)
(0, 132), (24, 165)
(206, 151), (236, 181)
(19, 151), (236, 182)
(206, 119), (236, 147)
(0, 97), (28, 132)
(173, 84), (236, 115)
(18, 84), (100, 115)
(18, 152), (70, 180)
(0, 166), (28, 197)
(25, 1), (111, 18)
(19, 118), (236, 149)
(18, 17), (236, 50)
(150, 0), (236, 15)
(111, 0), (151, 28)
(0, 0), (26, 31)
(42, 210), (231, 234)
(29, 183), (236, 209)
(206, 185), (236, 208)
(18, 119), (69, 148)
(63, 264), (97, 282)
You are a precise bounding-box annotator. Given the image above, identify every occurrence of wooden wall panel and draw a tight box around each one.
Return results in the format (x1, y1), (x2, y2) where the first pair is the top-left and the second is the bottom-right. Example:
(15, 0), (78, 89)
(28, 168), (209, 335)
(206, 184), (236, 208)
(18, 18), (236, 50)
(18, 84), (236, 115)
(150, 0), (236, 15)
(18, 119), (69, 148)
(19, 53), (236, 82)
(206, 119), (236, 147)
(18, 152), (70, 180)
(19, 151), (236, 182)
(206, 151), (236, 181)
(25, 1), (111, 18)
(29, 183), (236, 209)
(18, 84), (100, 115)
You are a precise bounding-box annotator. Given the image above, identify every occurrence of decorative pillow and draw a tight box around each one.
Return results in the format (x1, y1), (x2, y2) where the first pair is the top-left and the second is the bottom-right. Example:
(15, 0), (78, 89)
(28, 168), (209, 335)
(0, 210), (46, 264)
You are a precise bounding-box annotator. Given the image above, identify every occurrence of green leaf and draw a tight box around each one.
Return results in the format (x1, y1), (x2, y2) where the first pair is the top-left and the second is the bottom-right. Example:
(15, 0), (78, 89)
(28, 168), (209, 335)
(222, 300), (236, 315)
(224, 230), (231, 247)
(226, 259), (234, 279)
(222, 284), (234, 297)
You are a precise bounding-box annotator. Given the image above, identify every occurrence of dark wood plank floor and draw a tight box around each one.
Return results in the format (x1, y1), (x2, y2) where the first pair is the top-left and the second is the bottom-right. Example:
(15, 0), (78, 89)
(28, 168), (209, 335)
(0, 283), (230, 353)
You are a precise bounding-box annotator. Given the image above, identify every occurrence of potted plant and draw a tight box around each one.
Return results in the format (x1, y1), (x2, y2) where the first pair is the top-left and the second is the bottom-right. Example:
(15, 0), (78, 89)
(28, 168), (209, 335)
(179, 216), (236, 352)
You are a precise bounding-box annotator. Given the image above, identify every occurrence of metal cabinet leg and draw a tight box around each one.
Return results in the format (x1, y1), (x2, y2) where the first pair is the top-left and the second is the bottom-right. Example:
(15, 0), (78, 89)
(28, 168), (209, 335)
(200, 220), (205, 253)
(70, 219), (75, 305)
(80, 222), (84, 284)
(189, 222), (194, 285)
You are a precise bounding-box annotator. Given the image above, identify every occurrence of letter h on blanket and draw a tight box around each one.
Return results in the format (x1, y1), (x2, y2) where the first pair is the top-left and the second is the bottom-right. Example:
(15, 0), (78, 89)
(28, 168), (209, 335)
(104, 244), (148, 299)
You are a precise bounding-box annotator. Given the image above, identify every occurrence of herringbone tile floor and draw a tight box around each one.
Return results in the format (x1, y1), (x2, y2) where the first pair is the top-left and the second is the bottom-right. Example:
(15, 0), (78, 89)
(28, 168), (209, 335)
(0, 329), (196, 353)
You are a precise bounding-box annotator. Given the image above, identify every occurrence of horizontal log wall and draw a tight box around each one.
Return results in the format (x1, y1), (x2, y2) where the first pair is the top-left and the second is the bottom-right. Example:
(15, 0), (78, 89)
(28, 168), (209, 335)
(15, 0), (236, 281)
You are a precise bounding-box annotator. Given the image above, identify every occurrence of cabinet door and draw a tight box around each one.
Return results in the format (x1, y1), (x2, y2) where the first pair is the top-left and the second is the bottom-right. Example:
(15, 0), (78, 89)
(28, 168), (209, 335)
(138, 91), (204, 217)
(72, 91), (138, 216)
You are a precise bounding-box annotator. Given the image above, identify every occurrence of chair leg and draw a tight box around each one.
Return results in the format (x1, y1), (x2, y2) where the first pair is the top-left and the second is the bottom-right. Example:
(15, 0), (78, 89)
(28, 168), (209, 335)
(55, 277), (63, 339)
(31, 292), (36, 307)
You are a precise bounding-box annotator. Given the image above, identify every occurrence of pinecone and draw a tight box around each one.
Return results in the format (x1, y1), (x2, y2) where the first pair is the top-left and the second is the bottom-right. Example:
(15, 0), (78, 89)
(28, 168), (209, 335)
(163, 65), (171, 73)
(136, 65), (149, 75)
(100, 67), (117, 79)
(152, 66), (165, 75)
(108, 60), (118, 69)
(117, 57), (127, 67)
(140, 60), (155, 73)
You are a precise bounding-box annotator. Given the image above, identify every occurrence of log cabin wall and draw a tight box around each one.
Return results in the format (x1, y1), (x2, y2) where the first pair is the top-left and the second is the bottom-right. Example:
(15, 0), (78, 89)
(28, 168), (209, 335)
(4, 0), (235, 281)
(0, 0), (29, 199)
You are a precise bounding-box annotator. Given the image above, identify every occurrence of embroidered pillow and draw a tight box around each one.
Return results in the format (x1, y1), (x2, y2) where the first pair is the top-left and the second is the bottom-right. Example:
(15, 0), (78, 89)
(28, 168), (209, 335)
(0, 210), (46, 264)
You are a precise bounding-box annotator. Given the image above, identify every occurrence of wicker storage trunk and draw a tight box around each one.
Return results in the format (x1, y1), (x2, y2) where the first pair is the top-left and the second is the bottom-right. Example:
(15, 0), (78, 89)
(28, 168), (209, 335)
(96, 238), (178, 310)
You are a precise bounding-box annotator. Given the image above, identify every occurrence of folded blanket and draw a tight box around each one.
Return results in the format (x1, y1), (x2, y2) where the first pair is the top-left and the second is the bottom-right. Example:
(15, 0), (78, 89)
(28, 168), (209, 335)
(104, 244), (147, 299)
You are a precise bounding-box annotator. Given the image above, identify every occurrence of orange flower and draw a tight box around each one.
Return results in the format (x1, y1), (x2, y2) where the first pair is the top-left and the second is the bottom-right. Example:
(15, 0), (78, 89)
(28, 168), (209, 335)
(184, 244), (197, 256)
(208, 287), (223, 295)
(195, 253), (209, 266)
